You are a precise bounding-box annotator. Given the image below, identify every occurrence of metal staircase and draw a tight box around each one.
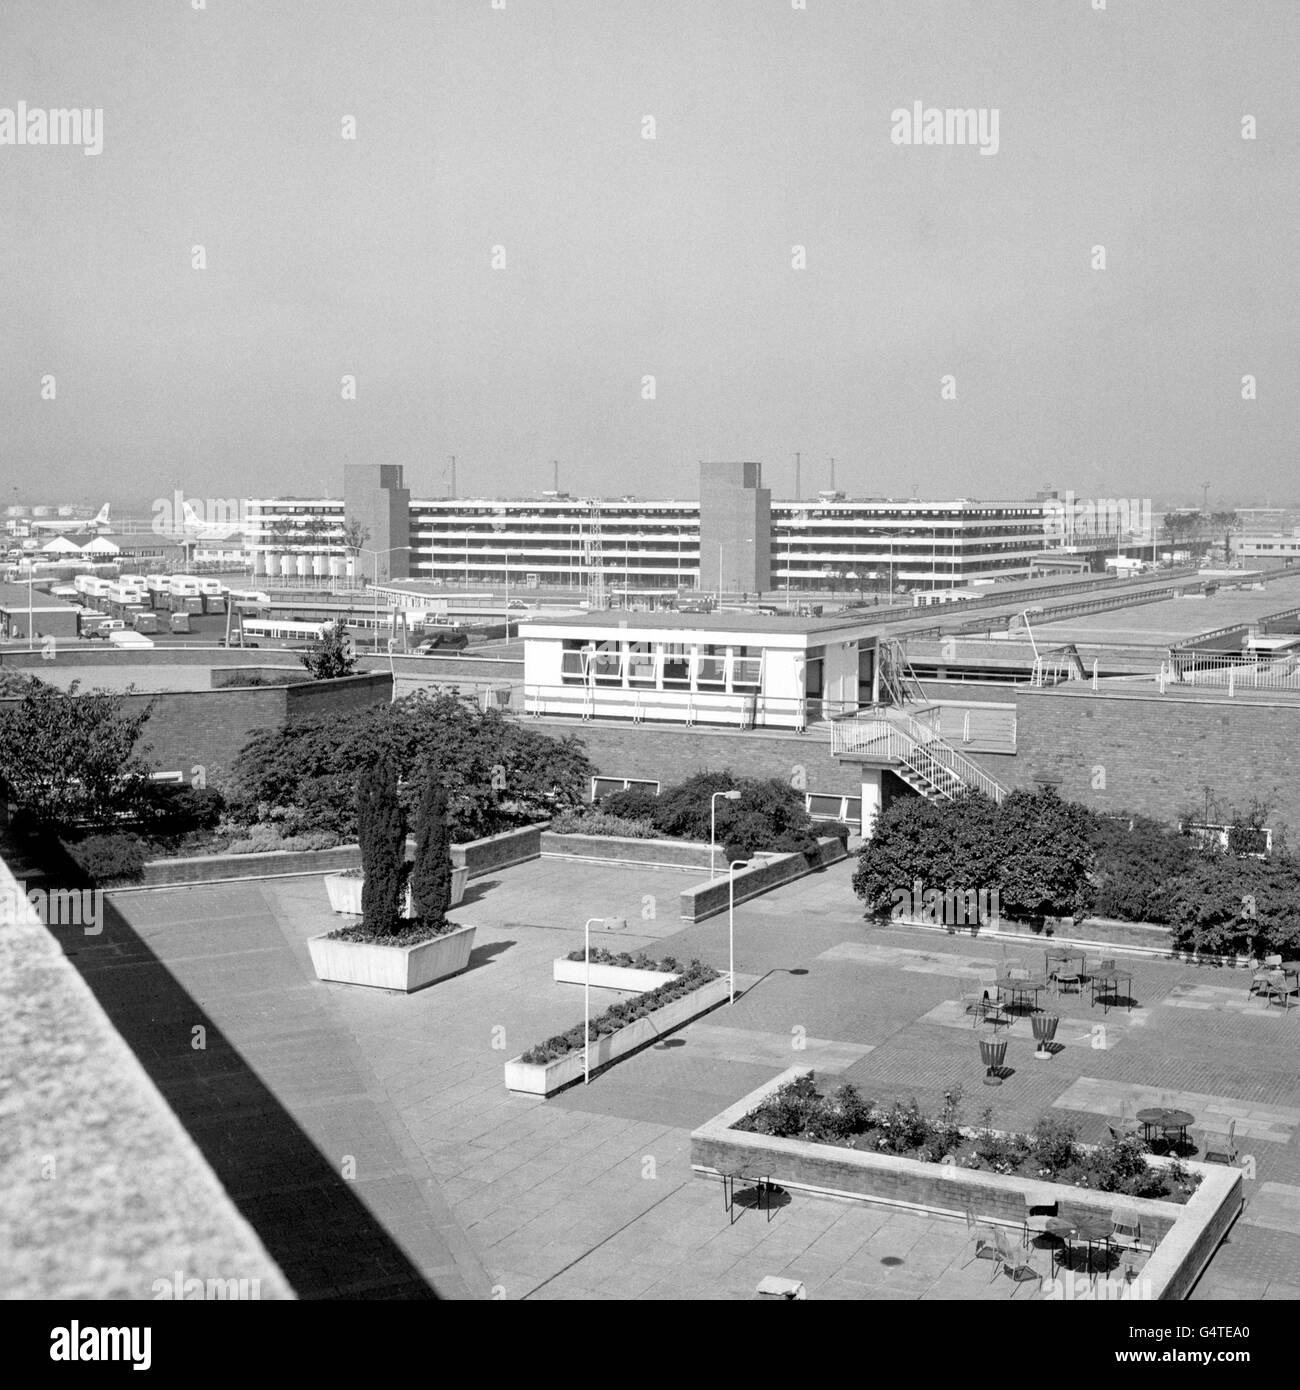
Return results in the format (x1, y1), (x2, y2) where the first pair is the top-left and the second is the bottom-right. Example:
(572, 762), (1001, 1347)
(832, 707), (1006, 804)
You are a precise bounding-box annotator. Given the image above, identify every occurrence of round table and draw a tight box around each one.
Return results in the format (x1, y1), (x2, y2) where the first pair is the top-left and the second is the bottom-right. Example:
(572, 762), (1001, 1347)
(996, 976), (1046, 1012)
(1136, 1107), (1194, 1146)
(1045, 1214), (1115, 1275)
(1090, 968), (1134, 1013)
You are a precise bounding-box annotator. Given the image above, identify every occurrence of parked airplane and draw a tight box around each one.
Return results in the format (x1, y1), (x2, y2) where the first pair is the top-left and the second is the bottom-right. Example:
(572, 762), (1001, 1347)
(30, 503), (112, 535)
(180, 500), (245, 541)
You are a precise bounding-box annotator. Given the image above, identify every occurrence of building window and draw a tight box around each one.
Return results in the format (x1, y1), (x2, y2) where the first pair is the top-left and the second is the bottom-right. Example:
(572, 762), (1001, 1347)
(662, 643), (690, 688)
(590, 640), (624, 686)
(698, 645), (726, 691)
(806, 792), (862, 827)
(560, 640), (590, 684)
(591, 776), (660, 801)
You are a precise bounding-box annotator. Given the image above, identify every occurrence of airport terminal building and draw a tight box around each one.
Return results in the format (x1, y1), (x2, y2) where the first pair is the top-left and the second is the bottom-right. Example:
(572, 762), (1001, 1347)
(245, 462), (1048, 597)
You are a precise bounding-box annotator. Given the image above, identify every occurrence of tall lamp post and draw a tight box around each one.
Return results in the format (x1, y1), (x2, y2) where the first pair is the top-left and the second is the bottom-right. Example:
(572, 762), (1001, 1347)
(584, 915), (628, 1084)
(503, 549), (521, 640)
(728, 857), (749, 1004)
(358, 546), (411, 652)
(710, 788), (741, 879)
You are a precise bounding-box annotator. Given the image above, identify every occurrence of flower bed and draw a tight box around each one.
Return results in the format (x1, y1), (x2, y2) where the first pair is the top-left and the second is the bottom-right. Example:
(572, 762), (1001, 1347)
(691, 1067), (1242, 1302)
(732, 1074), (1201, 1204)
(553, 948), (684, 992)
(307, 922), (477, 993)
(522, 962), (719, 1064)
(504, 964), (729, 1096)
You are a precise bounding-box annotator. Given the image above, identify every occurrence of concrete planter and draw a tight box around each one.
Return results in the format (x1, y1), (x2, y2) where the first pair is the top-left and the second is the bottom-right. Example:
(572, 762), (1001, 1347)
(323, 866), (469, 915)
(323, 872), (364, 915)
(691, 1066), (1243, 1302)
(307, 922), (478, 992)
(552, 959), (679, 991)
(504, 974), (731, 1096)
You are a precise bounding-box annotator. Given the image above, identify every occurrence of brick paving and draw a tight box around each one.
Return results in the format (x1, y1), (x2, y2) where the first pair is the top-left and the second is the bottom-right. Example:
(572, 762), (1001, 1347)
(54, 853), (1300, 1299)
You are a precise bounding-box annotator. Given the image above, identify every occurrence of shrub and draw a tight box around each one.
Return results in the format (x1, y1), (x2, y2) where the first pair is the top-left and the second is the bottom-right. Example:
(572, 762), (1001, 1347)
(517, 962), (719, 1065)
(1031, 1114), (1080, 1174)
(563, 946), (682, 973)
(548, 809), (657, 838)
(599, 786), (660, 821)
(226, 690), (594, 843)
(409, 770), (453, 928)
(141, 783), (225, 836)
(226, 826), (341, 853)
(921, 1086), (965, 1162)
(64, 832), (146, 884)
(819, 1083), (875, 1140)
(872, 1098), (932, 1155)
(357, 759), (407, 938)
(744, 1074), (824, 1138)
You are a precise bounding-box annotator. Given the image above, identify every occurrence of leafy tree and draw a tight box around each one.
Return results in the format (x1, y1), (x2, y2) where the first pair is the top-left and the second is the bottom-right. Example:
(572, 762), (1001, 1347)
(410, 770), (453, 927)
(341, 518), (370, 562)
(0, 680), (155, 828)
(853, 790), (999, 918)
(357, 759), (407, 936)
(853, 787), (1093, 923)
(226, 690), (593, 842)
(993, 788), (1097, 920)
(300, 620), (358, 680)
(1086, 813), (1196, 924)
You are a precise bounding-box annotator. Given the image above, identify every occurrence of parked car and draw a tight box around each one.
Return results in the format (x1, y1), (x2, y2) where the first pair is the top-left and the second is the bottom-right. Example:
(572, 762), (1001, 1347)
(416, 631), (468, 653)
(507, 599), (529, 610)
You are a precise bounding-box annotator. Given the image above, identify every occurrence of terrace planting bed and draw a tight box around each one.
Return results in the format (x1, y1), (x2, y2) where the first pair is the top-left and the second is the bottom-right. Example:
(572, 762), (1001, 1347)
(540, 831), (735, 871)
(552, 959), (679, 991)
(307, 923), (478, 993)
(505, 972), (731, 1097)
(117, 823), (543, 891)
(690, 1067), (1243, 1301)
(680, 836), (850, 922)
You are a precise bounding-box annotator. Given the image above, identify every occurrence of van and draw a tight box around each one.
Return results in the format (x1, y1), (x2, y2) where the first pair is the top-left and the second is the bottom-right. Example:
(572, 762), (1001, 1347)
(169, 612), (192, 634)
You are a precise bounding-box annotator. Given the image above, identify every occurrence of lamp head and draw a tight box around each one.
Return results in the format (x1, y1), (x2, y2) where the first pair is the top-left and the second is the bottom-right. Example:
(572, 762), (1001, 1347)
(722, 789), (741, 801)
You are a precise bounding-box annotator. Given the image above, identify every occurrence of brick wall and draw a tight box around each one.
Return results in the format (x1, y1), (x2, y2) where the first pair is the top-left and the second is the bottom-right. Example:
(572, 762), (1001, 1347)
(964, 687), (1300, 832)
(680, 836), (850, 921)
(532, 718), (863, 800)
(0, 672), (393, 790)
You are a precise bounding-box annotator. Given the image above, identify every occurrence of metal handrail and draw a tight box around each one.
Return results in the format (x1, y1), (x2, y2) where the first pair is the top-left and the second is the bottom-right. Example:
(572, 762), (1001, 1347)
(887, 708), (1006, 801)
(831, 708), (1006, 803)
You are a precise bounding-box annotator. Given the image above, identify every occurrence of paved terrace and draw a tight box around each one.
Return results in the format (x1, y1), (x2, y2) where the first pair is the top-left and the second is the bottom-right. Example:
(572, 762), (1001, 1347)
(40, 856), (1300, 1300)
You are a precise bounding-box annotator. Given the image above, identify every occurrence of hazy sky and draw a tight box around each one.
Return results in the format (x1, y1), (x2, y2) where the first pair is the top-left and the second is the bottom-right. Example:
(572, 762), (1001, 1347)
(2, 0), (1297, 510)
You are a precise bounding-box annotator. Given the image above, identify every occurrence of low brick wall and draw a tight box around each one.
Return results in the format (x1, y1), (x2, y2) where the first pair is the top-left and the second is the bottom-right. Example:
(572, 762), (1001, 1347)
(680, 837), (850, 922)
(888, 912), (1258, 970)
(124, 822), (544, 890)
(133, 844), (361, 888)
(452, 823), (545, 879)
(541, 832), (716, 870)
(691, 1066), (1242, 1301)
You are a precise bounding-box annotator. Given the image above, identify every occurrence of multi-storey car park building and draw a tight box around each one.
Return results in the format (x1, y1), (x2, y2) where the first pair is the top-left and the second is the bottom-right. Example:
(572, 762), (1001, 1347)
(245, 462), (1048, 597)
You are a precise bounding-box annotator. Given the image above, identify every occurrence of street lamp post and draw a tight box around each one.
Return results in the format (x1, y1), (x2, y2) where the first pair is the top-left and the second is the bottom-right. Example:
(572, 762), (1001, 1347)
(584, 915), (628, 1084)
(358, 546), (411, 652)
(728, 858), (749, 1004)
(710, 788), (741, 879)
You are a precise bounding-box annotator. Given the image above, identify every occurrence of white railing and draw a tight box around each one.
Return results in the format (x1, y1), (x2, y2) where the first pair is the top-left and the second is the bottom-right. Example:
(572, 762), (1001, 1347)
(524, 683), (873, 730)
(830, 708), (1006, 803)
(1166, 654), (1300, 694)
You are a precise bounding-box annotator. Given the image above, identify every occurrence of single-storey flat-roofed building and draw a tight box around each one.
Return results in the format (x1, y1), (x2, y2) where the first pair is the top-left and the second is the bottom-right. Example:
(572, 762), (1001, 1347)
(0, 582), (80, 642)
(520, 610), (881, 730)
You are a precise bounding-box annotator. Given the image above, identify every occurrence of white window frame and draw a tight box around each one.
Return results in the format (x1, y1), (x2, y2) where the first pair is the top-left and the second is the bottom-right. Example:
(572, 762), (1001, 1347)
(805, 792), (862, 828)
(590, 776), (661, 802)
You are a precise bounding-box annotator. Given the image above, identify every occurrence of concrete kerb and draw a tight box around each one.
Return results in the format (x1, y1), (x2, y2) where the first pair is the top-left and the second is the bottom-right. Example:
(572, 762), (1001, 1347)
(689, 1065), (1243, 1301)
